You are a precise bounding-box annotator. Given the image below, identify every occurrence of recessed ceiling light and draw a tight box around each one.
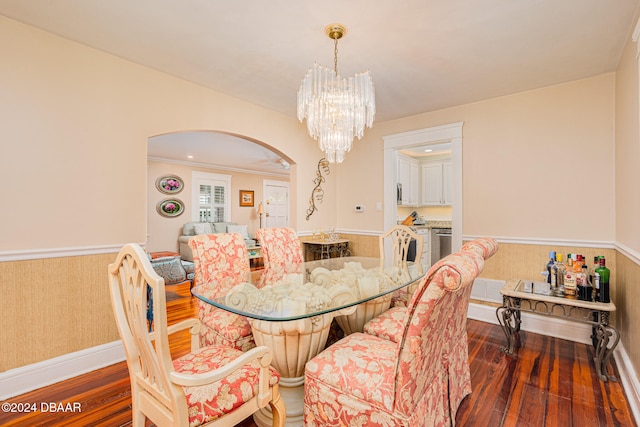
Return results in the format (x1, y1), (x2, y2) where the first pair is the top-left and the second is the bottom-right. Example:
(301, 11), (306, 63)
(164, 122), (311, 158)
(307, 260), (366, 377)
(424, 149), (433, 153)
(187, 155), (194, 159)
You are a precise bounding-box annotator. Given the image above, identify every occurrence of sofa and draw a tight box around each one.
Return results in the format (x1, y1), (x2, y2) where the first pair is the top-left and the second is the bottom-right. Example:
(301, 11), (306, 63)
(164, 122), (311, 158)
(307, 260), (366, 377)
(178, 221), (257, 262)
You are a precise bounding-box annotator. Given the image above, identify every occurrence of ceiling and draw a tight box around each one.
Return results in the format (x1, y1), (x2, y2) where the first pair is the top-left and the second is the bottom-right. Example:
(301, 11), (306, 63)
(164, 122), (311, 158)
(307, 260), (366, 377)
(2, 0), (637, 173)
(148, 132), (291, 176)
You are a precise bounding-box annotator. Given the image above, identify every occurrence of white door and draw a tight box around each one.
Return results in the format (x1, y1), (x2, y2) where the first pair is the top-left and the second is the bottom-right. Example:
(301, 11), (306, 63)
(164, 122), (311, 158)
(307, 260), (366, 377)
(263, 180), (289, 228)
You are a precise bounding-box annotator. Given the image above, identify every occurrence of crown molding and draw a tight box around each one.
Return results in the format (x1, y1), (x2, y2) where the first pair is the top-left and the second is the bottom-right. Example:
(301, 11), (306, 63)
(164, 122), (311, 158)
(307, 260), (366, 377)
(148, 156), (290, 178)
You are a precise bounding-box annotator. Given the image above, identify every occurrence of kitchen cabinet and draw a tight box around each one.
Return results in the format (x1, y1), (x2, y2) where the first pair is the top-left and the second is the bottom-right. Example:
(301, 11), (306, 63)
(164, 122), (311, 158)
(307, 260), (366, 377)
(421, 160), (452, 206)
(415, 227), (430, 267)
(397, 154), (420, 206)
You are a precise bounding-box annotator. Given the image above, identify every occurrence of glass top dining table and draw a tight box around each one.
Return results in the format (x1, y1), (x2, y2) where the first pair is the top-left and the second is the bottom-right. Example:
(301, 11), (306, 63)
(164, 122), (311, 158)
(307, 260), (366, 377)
(191, 256), (427, 322)
(190, 256), (427, 427)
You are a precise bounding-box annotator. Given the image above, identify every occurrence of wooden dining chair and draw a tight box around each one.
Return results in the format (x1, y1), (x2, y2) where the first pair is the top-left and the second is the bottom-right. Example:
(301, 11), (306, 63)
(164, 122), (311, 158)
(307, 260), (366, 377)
(255, 227), (304, 287)
(379, 224), (424, 307)
(304, 249), (485, 426)
(188, 233), (256, 351)
(108, 243), (286, 427)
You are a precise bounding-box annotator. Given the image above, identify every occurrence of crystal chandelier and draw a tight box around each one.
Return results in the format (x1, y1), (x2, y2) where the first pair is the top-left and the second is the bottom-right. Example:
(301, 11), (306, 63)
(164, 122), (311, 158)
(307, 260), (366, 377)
(297, 24), (375, 163)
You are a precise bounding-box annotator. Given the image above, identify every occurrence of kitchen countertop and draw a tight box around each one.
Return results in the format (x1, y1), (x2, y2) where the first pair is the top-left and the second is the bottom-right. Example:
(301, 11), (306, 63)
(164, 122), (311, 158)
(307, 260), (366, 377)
(412, 220), (452, 229)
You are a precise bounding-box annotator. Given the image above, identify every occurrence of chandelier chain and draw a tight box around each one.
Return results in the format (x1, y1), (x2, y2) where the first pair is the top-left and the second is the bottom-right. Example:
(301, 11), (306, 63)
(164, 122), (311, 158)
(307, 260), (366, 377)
(333, 36), (339, 76)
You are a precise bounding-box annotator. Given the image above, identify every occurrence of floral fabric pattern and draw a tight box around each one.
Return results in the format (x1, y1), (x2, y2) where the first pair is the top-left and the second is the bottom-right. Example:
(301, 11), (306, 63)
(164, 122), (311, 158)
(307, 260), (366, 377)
(363, 306), (407, 343)
(361, 237), (498, 425)
(447, 237), (498, 418)
(189, 233), (255, 351)
(390, 288), (410, 307)
(174, 345), (280, 426)
(255, 227), (304, 287)
(461, 237), (499, 260)
(304, 242), (492, 427)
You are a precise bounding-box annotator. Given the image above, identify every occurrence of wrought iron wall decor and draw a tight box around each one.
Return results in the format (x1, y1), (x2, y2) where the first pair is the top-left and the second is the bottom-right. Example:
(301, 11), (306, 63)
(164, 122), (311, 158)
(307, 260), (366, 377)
(306, 158), (330, 220)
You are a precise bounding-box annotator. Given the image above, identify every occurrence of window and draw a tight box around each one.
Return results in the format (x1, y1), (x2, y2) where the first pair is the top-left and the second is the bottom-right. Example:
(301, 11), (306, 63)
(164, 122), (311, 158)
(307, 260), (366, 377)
(192, 172), (231, 222)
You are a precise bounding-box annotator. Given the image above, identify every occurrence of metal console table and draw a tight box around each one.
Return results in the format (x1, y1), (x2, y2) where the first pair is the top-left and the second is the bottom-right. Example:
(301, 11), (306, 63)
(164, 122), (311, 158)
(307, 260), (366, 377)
(496, 279), (619, 382)
(303, 239), (351, 261)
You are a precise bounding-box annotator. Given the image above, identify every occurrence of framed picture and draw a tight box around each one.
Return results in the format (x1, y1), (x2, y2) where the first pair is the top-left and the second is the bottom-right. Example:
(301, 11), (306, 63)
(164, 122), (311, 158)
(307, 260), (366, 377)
(239, 190), (254, 207)
(156, 175), (184, 194)
(156, 198), (184, 217)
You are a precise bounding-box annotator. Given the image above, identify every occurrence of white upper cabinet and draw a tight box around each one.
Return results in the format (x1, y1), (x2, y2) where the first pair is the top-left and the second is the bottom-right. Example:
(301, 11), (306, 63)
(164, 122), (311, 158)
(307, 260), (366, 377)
(397, 154), (420, 206)
(421, 160), (452, 206)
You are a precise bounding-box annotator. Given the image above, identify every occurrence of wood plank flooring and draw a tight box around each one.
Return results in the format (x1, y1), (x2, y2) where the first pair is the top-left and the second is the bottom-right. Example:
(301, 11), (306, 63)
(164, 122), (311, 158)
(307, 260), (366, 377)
(1, 281), (635, 426)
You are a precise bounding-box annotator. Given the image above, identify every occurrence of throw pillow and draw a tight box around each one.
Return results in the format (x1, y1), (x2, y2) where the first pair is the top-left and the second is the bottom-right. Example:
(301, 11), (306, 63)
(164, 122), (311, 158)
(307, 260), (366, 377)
(213, 222), (237, 233)
(150, 256), (187, 285)
(193, 223), (213, 235)
(227, 224), (249, 239)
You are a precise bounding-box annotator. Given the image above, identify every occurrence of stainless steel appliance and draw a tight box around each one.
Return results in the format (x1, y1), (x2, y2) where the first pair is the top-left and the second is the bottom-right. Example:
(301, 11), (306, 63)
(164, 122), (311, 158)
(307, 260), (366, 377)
(430, 228), (452, 265)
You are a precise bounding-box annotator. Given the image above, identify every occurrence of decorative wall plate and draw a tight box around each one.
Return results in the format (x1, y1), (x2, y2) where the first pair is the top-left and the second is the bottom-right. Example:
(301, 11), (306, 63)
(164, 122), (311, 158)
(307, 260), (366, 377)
(157, 198), (184, 217)
(155, 175), (184, 194)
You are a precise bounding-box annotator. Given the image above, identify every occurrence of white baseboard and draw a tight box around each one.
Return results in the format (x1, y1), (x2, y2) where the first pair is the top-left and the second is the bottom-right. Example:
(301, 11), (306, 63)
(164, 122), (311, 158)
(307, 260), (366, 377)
(468, 302), (639, 425)
(0, 341), (125, 400)
(614, 342), (640, 424)
(468, 301), (594, 345)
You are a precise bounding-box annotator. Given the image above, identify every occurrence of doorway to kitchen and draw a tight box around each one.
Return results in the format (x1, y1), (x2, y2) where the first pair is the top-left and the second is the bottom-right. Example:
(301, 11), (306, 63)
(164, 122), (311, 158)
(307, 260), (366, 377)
(382, 122), (463, 253)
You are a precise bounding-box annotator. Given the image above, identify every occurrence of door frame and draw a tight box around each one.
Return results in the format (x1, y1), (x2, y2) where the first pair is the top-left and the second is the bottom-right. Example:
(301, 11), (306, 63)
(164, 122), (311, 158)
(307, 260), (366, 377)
(382, 122), (463, 253)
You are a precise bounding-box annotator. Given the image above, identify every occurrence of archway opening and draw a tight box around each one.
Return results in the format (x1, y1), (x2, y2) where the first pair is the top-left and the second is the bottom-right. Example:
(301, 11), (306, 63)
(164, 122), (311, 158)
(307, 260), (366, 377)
(146, 130), (294, 254)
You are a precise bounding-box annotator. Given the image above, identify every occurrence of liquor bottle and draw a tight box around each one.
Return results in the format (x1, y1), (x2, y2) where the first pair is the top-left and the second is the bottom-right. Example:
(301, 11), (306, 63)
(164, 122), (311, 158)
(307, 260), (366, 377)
(563, 259), (577, 297)
(551, 254), (565, 296)
(546, 251), (556, 284)
(595, 257), (611, 303)
(575, 255), (584, 299)
(591, 256), (601, 302)
(580, 263), (592, 301)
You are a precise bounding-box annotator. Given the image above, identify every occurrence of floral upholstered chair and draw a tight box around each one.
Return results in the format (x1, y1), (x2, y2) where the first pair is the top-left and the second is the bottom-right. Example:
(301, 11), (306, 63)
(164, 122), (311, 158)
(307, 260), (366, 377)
(304, 249), (486, 427)
(255, 227), (304, 287)
(379, 225), (424, 307)
(363, 237), (498, 424)
(188, 233), (255, 351)
(108, 243), (286, 427)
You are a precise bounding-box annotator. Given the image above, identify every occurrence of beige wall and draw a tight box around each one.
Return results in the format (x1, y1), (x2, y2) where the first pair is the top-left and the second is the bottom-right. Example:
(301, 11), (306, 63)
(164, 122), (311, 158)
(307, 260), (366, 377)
(147, 160), (288, 253)
(614, 13), (640, 380)
(0, 16), (332, 370)
(337, 74), (616, 241)
(1, 12), (639, 389)
(0, 16), (336, 253)
(615, 15), (640, 254)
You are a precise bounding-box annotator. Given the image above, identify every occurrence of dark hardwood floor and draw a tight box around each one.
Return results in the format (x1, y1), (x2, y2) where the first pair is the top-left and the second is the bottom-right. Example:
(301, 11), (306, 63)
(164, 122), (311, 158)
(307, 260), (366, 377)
(1, 281), (635, 426)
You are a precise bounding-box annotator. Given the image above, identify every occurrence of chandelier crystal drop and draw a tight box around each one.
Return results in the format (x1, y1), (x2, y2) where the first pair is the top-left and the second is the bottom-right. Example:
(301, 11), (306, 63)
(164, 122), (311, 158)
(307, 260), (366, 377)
(297, 24), (375, 163)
